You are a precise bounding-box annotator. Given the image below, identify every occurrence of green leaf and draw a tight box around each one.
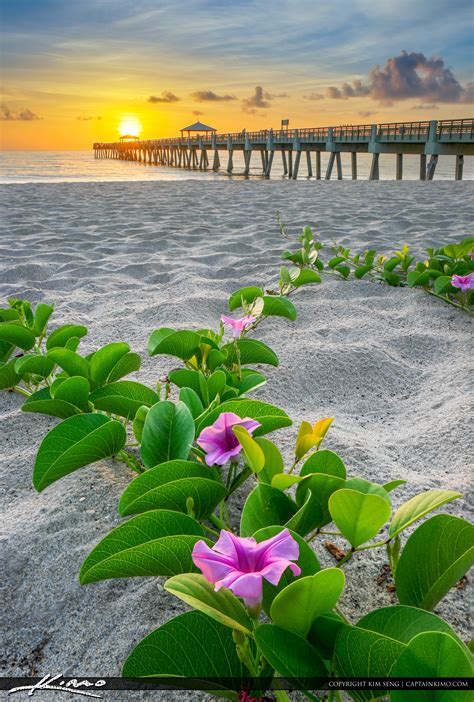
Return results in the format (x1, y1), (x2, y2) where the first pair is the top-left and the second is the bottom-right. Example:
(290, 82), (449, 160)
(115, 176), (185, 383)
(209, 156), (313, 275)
(254, 625), (328, 687)
(389, 488), (462, 539)
(22, 387), (84, 419)
(232, 426), (265, 473)
(254, 437), (284, 484)
(228, 286), (264, 311)
(291, 269), (321, 287)
(383, 479), (407, 493)
(222, 339), (279, 368)
(328, 256), (345, 268)
(89, 342), (130, 387)
(0, 323), (36, 351)
(47, 347), (90, 378)
(207, 348), (227, 371)
(237, 370), (267, 396)
(383, 271), (401, 286)
(334, 626), (405, 700)
(261, 296), (297, 321)
(118, 460), (225, 518)
(89, 381), (159, 419)
(148, 328), (201, 361)
(179, 387), (204, 419)
(196, 399), (292, 438)
(344, 477), (391, 504)
(295, 473), (346, 531)
(122, 611), (248, 691)
(106, 351), (141, 383)
(356, 605), (466, 647)
(334, 264), (350, 278)
(395, 514), (474, 610)
(140, 400), (195, 468)
(308, 613), (345, 661)
(0, 359), (21, 390)
(52, 376), (90, 410)
(14, 354), (55, 378)
(300, 449), (346, 479)
(240, 484), (297, 537)
(0, 308), (20, 322)
(33, 414), (126, 491)
(32, 303), (54, 336)
(165, 573), (253, 634)
(132, 405), (149, 443)
(407, 269), (441, 287)
(206, 369), (226, 402)
(391, 632), (473, 701)
(355, 265), (373, 279)
(270, 568), (345, 637)
(46, 324), (88, 350)
(253, 526), (320, 614)
(169, 368), (202, 396)
(329, 489), (391, 547)
(434, 275), (457, 295)
(80, 510), (206, 584)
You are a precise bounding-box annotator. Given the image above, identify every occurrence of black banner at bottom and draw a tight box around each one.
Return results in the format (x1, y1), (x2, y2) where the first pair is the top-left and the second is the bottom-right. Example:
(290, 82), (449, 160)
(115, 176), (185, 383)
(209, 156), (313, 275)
(0, 675), (473, 695)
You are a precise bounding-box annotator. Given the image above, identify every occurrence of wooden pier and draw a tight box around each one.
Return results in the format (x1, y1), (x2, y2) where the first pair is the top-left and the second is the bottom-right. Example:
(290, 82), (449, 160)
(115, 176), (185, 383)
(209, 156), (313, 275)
(94, 118), (474, 180)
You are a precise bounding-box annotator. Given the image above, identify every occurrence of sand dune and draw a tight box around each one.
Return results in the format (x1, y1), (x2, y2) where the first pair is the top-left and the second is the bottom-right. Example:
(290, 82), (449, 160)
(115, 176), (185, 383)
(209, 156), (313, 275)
(0, 180), (472, 699)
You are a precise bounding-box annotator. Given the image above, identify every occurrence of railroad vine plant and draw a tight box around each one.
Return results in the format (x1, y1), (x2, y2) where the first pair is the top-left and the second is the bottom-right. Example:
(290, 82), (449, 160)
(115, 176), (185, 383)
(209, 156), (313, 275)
(277, 216), (474, 315)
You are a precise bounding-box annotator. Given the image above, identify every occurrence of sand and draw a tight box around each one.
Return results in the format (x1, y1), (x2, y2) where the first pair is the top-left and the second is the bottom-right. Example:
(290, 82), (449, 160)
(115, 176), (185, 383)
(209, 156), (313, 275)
(0, 180), (472, 700)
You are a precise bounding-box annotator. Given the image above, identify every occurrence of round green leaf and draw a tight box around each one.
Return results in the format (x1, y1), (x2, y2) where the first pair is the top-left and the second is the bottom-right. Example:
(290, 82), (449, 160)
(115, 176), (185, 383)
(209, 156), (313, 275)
(140, 400), (195, 468)
(395, 515), (474, 610)
(119, 460), (220, 515)
(22, 387), (83, 419)
(122, 610), (248, 685)
(232, 425), (265, 473)
(32, 303), (54, 336)
(254, 624), (328, 688)
(300, 449), (346, 479)
(14, 354), (55, 378)
(165, 573), (253, 634)
(228, 286), (264, 311)
(391, 632), (473, 701)
(295, 473), (346, 531)
(47, 347), (90, 379)
(0, 359), (21, 390)
(179, 387), (204, 419)
(254, 437), (284, 485)
(52, 376), (90, 410)
(270, 568), (345, 637)
(261, 296), (297, 321)
(33, 414), (126, 491)
(329, 489), (391, 547)
(222, 339), (279, 368)
(388, 488), (462, 539)
(0, 323), (36, 351)
(357, 605), (465, 647)
(80, 510), (206, 584)
(89, 381), (159, 419)
(148, 328), (201, 361)
(240, 483), (297, 537)
(46, 324), (88, 350)
(344, 477), (391, 504)
(106, 351), (141, 383)
(292, 269), (321, 287)
(89, 342), (130, 387)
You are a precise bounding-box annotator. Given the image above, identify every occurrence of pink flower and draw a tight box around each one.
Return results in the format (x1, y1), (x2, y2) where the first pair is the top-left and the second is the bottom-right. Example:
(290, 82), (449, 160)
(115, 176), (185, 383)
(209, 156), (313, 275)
(469, 253), (474, 261)
(192, 528), (301, 608)
(197, 412), (260, 466)
(451, 273), (474, 292)
(221, 314), (256, 338)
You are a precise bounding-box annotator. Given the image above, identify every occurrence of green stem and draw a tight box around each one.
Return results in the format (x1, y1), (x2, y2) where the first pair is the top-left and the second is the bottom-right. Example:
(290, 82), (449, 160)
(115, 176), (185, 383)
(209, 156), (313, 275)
(208, 512), (228, 532)
(116, 449), (145, 474)
(336, 547), (355, 567)
(202, 523), (220, 539)
(355, 539), (388, 552)
(273, 691), (291, 702)
(12, 385), (31, 397)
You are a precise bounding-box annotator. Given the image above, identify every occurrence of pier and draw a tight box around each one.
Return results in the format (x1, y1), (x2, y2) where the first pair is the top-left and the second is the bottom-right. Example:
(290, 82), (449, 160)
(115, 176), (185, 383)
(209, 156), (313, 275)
(94, 118), (474, 180)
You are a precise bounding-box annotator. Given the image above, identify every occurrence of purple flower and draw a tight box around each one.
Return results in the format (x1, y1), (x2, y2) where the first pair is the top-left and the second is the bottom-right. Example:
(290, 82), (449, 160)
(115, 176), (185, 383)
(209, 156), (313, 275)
(221, 314), (256, 338)
(451, 273), (474, 292)
(192, 528), (301, 608)
(197, 412), (260, 466)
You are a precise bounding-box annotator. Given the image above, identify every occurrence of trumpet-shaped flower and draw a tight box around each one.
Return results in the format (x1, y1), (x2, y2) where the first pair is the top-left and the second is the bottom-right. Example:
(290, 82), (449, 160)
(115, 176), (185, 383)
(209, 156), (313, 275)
(295, 417), (334, 459)
(451, 273), (474, 292)
(197, 412), (260, 466)
(192, 528), (301, 608)
(221, 314), (256, 338)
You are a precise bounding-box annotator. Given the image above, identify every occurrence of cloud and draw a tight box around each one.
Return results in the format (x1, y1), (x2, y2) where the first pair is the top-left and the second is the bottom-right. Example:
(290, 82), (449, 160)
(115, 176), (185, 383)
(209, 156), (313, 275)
(0, 104), (40, 120)
(303, 92), (324, 100)
(242, 86), (271, 113)
(191, 90), (236, 102)
(147, 91), (180, 103)
(358, 110), (375, 117)
(325, 51), (474, 104)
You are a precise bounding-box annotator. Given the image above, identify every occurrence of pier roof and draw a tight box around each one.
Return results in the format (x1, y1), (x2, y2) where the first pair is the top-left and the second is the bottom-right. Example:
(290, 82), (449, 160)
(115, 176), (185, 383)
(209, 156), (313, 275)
(180, 121), (216, 134)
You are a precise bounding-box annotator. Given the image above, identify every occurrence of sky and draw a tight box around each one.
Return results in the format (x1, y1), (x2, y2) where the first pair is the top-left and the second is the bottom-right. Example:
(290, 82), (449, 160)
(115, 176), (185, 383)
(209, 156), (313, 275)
(0, 0), (473, 149)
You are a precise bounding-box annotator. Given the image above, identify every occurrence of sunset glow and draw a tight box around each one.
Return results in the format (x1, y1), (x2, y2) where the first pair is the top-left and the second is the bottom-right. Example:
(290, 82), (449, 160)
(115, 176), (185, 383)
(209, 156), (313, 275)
(118, 117), (142, 139)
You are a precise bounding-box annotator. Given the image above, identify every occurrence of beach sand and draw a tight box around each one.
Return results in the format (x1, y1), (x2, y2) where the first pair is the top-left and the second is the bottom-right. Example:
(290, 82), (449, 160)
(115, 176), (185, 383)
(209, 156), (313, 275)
(1, 180), (472, 700)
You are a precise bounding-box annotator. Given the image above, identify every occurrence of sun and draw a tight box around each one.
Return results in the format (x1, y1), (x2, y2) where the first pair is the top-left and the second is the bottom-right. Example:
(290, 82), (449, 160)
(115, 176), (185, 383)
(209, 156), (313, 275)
(118, 116), (142, 138)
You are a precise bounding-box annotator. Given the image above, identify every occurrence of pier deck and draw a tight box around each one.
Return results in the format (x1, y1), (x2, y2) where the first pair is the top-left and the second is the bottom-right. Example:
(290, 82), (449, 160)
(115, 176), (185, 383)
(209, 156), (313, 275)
(94, 118), (474, 180)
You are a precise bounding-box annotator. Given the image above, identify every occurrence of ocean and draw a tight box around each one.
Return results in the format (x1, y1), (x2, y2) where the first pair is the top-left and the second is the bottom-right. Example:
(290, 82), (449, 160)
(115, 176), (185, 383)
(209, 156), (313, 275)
(1, 150), (473, 183)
